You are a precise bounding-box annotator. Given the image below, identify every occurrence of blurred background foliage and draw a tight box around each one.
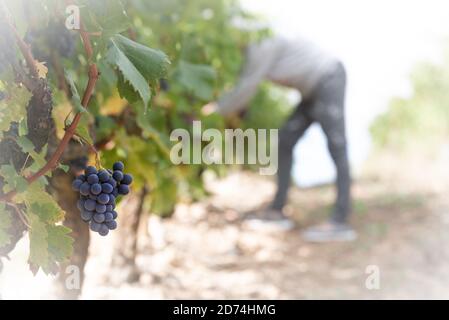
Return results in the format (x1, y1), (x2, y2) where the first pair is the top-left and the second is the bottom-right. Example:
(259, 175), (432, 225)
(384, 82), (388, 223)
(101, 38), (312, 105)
(371, 44), (449, 153)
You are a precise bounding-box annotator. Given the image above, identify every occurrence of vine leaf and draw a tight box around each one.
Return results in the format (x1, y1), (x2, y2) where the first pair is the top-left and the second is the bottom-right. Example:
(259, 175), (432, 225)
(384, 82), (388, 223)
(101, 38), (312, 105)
(63, 71), (94, 145)
(19, 183), (73, 275)
(0, 165), (28, 194)
(28, 213), (49, 274)
(131, 103), (171, 158)
(0, 203), (12, 248)
(116, 72), (139, 104)
(74, 113), (94, 146)
(106, 34), (170, 112)
(58, 164), (70, 173)
(64, 70), (85, 114)
(175, 60), (216, 100)
(16, 136), (48, 174)
(17, 182), (65, 223)
(47, 225), (73, 264)
(0, 81), (32, 136)
(35, 60), (48, 79)
(87, 0), (130, 39)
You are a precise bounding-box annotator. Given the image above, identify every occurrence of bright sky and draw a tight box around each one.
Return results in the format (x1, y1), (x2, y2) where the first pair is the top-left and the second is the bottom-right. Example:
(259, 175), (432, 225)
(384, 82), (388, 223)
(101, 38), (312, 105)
(241, 0), (449, 186)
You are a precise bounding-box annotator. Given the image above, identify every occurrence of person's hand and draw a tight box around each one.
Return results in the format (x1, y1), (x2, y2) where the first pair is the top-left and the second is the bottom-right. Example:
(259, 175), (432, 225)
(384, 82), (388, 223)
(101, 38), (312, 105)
(201, 102), (218, 116)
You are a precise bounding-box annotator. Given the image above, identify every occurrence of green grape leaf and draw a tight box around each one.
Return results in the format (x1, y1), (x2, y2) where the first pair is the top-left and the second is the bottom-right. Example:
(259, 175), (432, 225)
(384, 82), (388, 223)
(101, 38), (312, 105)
(87, 0), (130, 38)
(0, 203), (12, 248)
(151, 176), (177, 217)
(106, 34), (170, 112)
(110, 35), (170, 84)
(175, 60), (216, 100)
(28, 213), (49, 274)
(0, 165), (28, 194)
(97, 60), (117, 87)
(64, 70), (85, 113)
(23, 183), (72, 275)
(29, 202), (61, 225)
(16, 182), (65, 223)
(96, 115), (118, 142)
(47, 225), (73, 264)
(26, 145), (48, 174)
(18, 118), (28, 136)
(0, 81), (32, 134)
(16, 137), (48, 174)
(116, 72), (140, 104)
(74, 112), (94, 146)
(16, 135), (34, 153)
(131, 103), (171, 157)
(58, 164), (70, 173)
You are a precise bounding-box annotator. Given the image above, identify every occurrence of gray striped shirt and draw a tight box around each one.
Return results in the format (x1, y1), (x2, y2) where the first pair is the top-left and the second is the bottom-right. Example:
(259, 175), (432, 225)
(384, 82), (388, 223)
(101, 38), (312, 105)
(217, 36), (340, 115)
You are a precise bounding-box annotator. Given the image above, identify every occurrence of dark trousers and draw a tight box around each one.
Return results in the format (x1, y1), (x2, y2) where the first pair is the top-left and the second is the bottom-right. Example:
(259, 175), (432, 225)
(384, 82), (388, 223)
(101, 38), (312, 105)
(271, 62), (351, 223)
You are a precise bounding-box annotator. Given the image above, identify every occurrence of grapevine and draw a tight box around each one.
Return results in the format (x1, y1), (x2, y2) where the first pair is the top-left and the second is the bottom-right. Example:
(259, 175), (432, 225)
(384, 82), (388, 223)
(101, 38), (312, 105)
(0, 0), (283, 298)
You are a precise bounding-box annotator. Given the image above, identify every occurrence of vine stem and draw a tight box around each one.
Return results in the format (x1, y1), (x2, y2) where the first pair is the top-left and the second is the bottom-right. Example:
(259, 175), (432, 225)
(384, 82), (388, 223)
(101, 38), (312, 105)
(0, 20), (99, 202)
(73, 133), (102, 168)
(6, 202), (31, 229)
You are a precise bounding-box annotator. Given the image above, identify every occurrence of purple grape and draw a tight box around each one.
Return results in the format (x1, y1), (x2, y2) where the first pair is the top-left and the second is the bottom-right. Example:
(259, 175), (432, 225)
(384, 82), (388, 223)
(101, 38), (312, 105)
(93, 213), (105, 223)
(107, 194), (116, 205)
(85, 166), (97, 175)
(118, 184), (129, 195)
(72, 179), (83, 191)
(104, 212), (114, 222)
(97, 193), (110, 205)
(98, 170), (110, 182)
(112, 210), (118, 219)
(113, 161), (124, 171)
(112, 171), (123, 182)
(99, 224), (109, 236)
(108, 179), (117, 188)
(106, 204), (113, 212)
(101, 183), (113, 194)
(96, 204), (106, 214)
(121, 174), (133, 185)
(106, 220), (117, 230)
(76, 199), (85, 211)
(112, 189), (119, 197)
(76, 174), (86, 182)
(81, 210), (93, 221)
(90, 221), (101, 232)
(87, 174), (99, 184)
(80, 182), (91, 196)
(90, 183), (102, 195)
(84, 199), (96, 211)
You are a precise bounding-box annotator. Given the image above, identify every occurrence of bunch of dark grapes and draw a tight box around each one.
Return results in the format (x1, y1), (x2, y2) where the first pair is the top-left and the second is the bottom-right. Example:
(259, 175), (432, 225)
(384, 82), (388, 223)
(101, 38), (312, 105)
(24, 18), (76, 61)
(72, 162), (133, 236)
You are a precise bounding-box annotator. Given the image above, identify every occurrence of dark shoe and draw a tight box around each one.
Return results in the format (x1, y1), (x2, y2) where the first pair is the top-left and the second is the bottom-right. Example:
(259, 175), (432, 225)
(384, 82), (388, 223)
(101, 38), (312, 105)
(302, 221), (357, 242)
(244, 209), (295, 232)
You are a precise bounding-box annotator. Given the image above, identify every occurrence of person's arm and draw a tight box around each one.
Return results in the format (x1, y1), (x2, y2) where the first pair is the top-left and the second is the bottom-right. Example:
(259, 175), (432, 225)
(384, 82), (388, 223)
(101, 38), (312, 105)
(216, 40), (278, 116)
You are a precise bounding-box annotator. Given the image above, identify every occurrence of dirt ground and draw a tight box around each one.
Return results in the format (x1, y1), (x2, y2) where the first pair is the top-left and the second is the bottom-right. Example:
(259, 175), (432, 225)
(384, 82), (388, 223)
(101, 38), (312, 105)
(1, 147), (449, 299)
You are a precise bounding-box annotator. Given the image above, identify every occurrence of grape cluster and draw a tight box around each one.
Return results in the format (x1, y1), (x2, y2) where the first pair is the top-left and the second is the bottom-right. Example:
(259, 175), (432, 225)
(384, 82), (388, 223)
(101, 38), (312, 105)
(24, 19), (76, 61)
(72, 162), (133, 236)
